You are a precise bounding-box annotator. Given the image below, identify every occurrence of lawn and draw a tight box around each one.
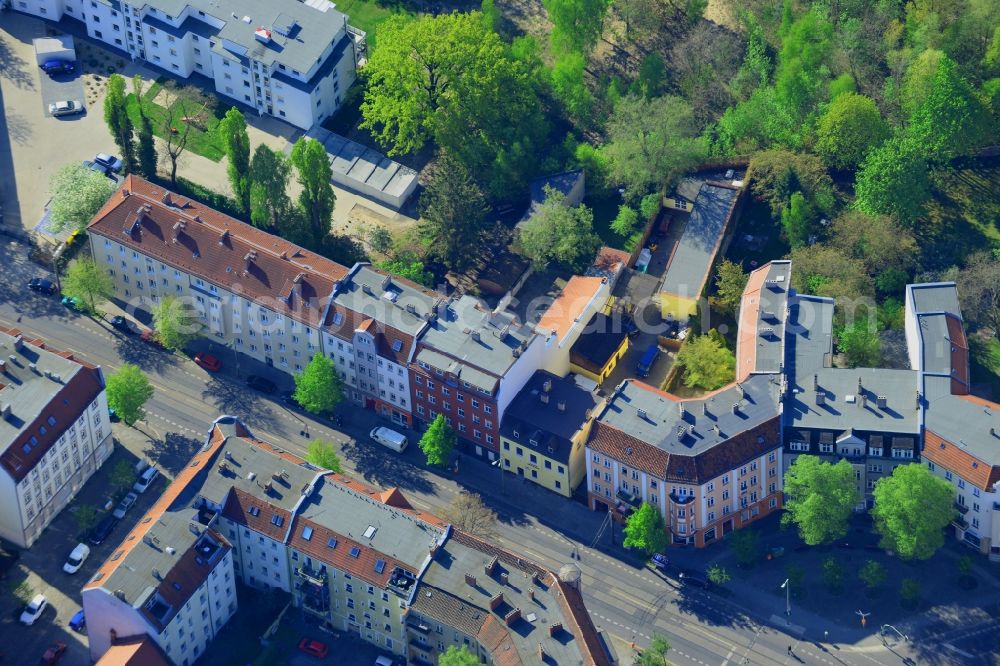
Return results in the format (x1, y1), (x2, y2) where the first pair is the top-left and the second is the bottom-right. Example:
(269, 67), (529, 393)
(587, 192), (643, 253)
(335, 0), (414, 49)
(923, 160), (1000, 267)
(124, 79), (228, 163)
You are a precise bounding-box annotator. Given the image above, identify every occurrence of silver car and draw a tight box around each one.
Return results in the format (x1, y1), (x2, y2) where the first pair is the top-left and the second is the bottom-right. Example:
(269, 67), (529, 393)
(48, 100), (83, 117)
(112, 491), (138, 519)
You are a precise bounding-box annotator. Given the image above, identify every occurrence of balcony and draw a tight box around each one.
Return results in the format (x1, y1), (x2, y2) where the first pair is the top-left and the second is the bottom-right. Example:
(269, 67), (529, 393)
(953, 515), (969, 530)
(617, 489), (641, 508)
(406, 619), (431, 635)
(669, 492), (695, 505)
(295, 566), (328, 587)
(955, 502), (969, 514)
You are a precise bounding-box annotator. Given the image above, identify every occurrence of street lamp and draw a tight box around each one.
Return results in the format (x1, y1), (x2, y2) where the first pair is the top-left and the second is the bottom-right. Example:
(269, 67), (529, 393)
(492, 458), (505, 495)
(856, 610), (871, 628)
(781, 578), (791, 617)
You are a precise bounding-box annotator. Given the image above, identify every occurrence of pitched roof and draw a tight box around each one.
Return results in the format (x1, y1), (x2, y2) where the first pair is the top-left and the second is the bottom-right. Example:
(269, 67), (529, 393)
(536, 276), (607, 345)
(86, 176), (348, 328)
(95, 635), (170, 666)
(0, 328), (105, 482)
(923, 429), (1000, 491)
(501, 372), (599, 463)
(221, 487), (293, 541)
(735, 261), (790, 381)
(591, 246), (630, 274)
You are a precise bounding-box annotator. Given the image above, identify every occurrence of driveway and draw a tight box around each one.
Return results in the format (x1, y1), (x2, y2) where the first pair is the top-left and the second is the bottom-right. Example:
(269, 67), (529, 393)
(38, 66), (84, 118)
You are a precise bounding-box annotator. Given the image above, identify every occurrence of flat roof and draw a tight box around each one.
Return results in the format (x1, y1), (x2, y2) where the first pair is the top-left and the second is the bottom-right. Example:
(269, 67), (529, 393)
(924, 377), (1000, 466)
(305, 127), (418, 202)
(660, 183), (738, 297)
(569, 313), (628, 372)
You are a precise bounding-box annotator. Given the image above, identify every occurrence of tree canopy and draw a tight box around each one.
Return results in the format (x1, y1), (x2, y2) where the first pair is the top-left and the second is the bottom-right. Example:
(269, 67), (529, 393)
(48, 163), (118, 232)
(306, 439), (342, 473)
(440, 491), (498, 539)
(675, 331), (735, 390)
(418, 414), (456, 467)
(439, 646), (480, 666)
(103, 74), (136, 173)
(419, 152), (489, 273)
(635, 634), (672, 666)
(151, 295), (202, 351)
(220, 107), (252, 215)
(872, 463), (955, 560)
(814, 93), (890, 169)
(293, 353), (343, 416)
(953, 251), (1000, 338)
(781, 456), (857, 545)
(290, 137), (336, 248)
(713, 260), (748, 315)
(622, 502), (667, 556)
(543, 0), (610, 54)
(62, 259), (114, 312)
(518, 186), (600, 271)
(248, 145), (292, 230)
(854, 137), (930, 223)
(105, 364), (154, 426)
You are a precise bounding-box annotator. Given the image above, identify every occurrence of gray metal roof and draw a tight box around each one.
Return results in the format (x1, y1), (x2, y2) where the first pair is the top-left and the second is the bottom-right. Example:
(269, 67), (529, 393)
(660, 184), (737, 297)
(749, 261), (791, 375)
(331, 265), (440, 336)
(418, 296), (536, 387)
(908, 282), (961, 316)
(296, 478), (444, 571)
(598, 374), (780, 455)
(305, 127), (418, 201)
(500, 372), (599, 462)
(417, 533), (587, 665)
(0, 332), (86, 446)
(198, 436), (319, 511)
(923, 376), (1000, 465)
(142, 0), (349, 73)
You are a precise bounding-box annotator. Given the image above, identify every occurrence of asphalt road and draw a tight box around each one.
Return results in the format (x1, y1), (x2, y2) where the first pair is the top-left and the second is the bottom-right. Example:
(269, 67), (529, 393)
(0, 230), (969, 666)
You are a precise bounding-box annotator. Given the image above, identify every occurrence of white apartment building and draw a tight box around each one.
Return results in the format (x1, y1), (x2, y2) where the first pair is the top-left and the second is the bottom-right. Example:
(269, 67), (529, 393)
(14, 0), (361, 129)
(0, 327), (112, 548)
(87, 176), (348, 374)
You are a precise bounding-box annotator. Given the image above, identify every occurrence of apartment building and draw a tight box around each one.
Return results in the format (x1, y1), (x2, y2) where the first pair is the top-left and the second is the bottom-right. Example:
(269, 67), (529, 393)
(323, 265), (443, 427)
(85, 415), (614, 664)
(87, 176), (349, 374)
(15, 0), (361, 129)
(0, 327), (112, 548)
(536, 276), (611, 377)
(499, 371), (601, 497)
(411, 295), (546, 460)
(82, 419), (239, 665)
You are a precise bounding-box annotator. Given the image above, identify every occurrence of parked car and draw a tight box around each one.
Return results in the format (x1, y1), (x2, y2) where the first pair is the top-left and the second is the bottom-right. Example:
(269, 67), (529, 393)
(298, 638), (329, 658)
(113, 491), (139, 519)
(40, 59), (75, 76)
(678, 571), (711, 589)
(82, 159), (108, 174)
(110, 316), (134, 334)
(94, 153), (123, 173)
(41, 641), (67, 665)
(48, 100), (83, 117)
(133, 466), (160, 494)
(88, 514), (119, 546)
(19, 593), (48, 625)
(61, 295), (84, 311)
(651, 553), (670, 572)
(63, 542), (91, 574)
(69, 609), (86, 632)
(246, 375), (276, 394)
(28, 278), (57, 295)
(194, 352), (222, 372)
(370, 427), (408, 453)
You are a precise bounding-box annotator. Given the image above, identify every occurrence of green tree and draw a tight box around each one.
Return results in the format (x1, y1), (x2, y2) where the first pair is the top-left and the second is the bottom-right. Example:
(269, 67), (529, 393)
(713, 259), (748, 315)
(132, 75), (157, 179)
(707, 564), (731, 586)
(815, 93), (890, 170)
(105, 364), (154, 426)
(900, 49), (945, 118)
(289, 137), (336, 247)
(441, 491), (498, 539)
(73, 504), (98, 535)
(908, 56), (995, 161)
(48, 163), (118, 232)
(439, 645), (480, 666)
(781, 456), (857, 545)
(248, 145), (292, 230)
(636, 52), (666, 98)
(519, 187), (600, 271)
(639, 193), (660, 221)
(780, 191), (815, 248)
(613, 0), (661, 40)
(419, 152), (489, 273)
(151, 295), (202, 351)
(837, 321), (881, 367)
(418, 414), (456, 467)
(821, 557), (844, 592)
(378, 256), (434, 287)
(363, 225), (394, 256)
(219, 107), (252, 215)
(610, 205), (639, 237)
(294, 353), (344, 416)
(604, 95), (705, 199)
(62, 258), (114, 312)
(789, 245), (875, 306)
(306, 439), (342, 473)
(900, 578), (921, 607)
(360, 13), (547, 196)
(109, 460), (136, 494)
(827, 211), (917, 280)
(543, 0), (610, 54)
(746, 150), (835, 219)
(729, 528), (760, 568)
(635, 634), (671, 666)
(774, 7), (834, 122)
(103, 74), (136, 173)
(854, 137), (930, 223)
(954, 251), (1000, 339)
(872, 463), (955, 560)
(858, 560), (886, 592)
(552, 51), (593, 121)
(623, 502), (667, 556)
(158, 82), (215, 186)
(676, 331), (735, 390)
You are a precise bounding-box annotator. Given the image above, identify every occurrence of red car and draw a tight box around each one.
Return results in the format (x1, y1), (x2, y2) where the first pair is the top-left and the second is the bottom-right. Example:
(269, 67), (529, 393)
(41, 641), (67, 665)
(297, 638), (329, 658)
(194, 353), (222, 372)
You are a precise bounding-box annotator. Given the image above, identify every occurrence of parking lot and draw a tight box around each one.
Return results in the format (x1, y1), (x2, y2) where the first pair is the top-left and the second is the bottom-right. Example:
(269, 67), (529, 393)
(0, 436), (161, 666)
(37, 64), (85, 119)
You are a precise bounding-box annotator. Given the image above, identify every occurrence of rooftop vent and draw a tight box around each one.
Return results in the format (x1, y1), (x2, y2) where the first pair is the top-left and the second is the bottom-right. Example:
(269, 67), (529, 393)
(504, 608), (521, 626)
(540, 392), (549, 405)
(876, 395), (887, 409)
(557, 401), (566, 412)
(500, 572), (509, 585)
(678, 403), (685, 417)
(166, 546), (177, 555)
(490, 592), (504, 610)
(465, 573), (477, 587)
(637, 408), (647, 420)
(152, 568), (162, 580)
(542, 379), (552, 392)
(254, 27), (272, 42)
(816, 392), (826, 406)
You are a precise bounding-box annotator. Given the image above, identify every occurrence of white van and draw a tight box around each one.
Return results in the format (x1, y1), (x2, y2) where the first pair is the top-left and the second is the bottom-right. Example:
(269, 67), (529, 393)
(133, 466), (159, 493)
(370, 427), (408, 453)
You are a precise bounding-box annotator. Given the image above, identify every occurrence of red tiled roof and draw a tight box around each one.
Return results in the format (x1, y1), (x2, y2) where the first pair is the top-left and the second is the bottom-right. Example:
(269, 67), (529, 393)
(946, 315), (970, 393)
(537, 276), (607, 344)
(86, 176), (348, 328)
(221, 487), (293, 541)
(924, 429), (1000, 491)
(588, 421), (668, 478)
(735, 264), (771, 382)
(0, 329), (105, 482)
(378, 487), (412, 509)
(96, 636), (170, 666)
(553, 579), (614, 666)
(592, 246), (630, 273)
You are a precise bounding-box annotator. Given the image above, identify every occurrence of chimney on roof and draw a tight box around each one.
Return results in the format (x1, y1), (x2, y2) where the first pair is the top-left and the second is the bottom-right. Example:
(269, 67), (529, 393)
(12, 335), (23, 351)
(500, 572), (509, 585)
(557, 401), (566, 412)
(860, 394), (867, 409)
(538, 644), (546, 661)
(405, 303), (417, 315)
(540, 392), (549, 405)
(490, 592), (504, 610)
(194, 215), (202, 222)
(990, 427), (996, 437)
(464, 573), (477, 587)
(712, 424), (720, 436)
(858, 377), (863, 394)
(471, 330), (481, 343)
(436, 300), (449, 320)
(244, 251), (257, 271)
(29, 363), (38, 373)
(162, 192), (173, 207)
(152, 568), (162, 580)
(362, 284), (374, 296)
(381, 274), (392, 291)
(1, 404), (11, 420)
(732, 403), (739, 414)
(485, 556), (498, 576)
(504, 608), (521, 626)
(816, 392), (826, 406)
(122, 189), (130, 197)
(218, 230), (229, 245)
(542, 378), (552, 392)
(876, 395), (887, 410)
(172, 219), (186, 242)
(702, 403), (708, 416)
(548, 622), (563, 637)
(813, 374), (819, 391)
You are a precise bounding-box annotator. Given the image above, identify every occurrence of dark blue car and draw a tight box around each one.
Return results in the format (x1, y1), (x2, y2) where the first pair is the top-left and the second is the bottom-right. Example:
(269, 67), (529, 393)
(40, 59), (75, 76)
(69, 609), (85, 632)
